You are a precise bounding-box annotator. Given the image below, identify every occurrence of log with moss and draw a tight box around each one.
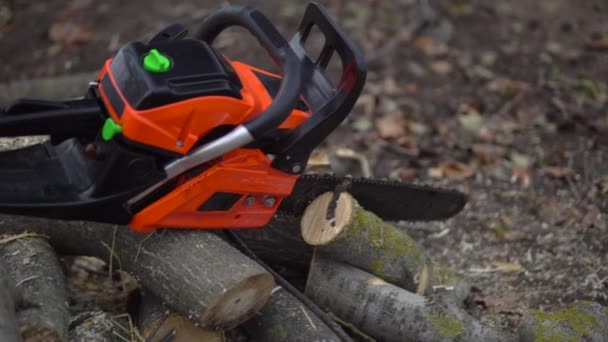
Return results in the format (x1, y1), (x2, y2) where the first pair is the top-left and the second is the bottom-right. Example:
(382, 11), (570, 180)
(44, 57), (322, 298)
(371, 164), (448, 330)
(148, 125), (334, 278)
(0, 260), (20, 342)
(137, 290), (225, 342)
(242, 286), (340, 342)
(518, 301), (608, 342)
(300, 191), (469, 302)
(0, 234), (69, 342)
(305, 253), (515, 342)
(0, 215), (275, 329)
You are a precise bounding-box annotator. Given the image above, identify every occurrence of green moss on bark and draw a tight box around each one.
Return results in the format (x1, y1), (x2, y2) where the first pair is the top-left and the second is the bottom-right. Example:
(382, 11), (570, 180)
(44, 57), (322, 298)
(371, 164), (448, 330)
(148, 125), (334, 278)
(532, 302), (601, 342)
(426, 305), (464, 338)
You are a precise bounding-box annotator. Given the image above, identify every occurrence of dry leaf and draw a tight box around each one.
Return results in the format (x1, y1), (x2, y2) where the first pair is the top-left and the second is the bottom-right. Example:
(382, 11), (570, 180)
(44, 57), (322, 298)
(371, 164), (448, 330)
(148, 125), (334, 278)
(404, 82), (419, 94)
(542, 165), (575, 179)
(382, 76), (399, 95)
(472, 143), (507, 165)
(429, 160), (475, 180)
(511, 167), (532, 187)
(354, 93), (377, 116)
(458, 109), (483, 131)
(491, 261), (523, 273)
(390, 167), (417, 182)
(429, 60), (452, 76)
(375, 112), (406, 139)
(586, 33), (608, 50)
(49, 21), (94, 45)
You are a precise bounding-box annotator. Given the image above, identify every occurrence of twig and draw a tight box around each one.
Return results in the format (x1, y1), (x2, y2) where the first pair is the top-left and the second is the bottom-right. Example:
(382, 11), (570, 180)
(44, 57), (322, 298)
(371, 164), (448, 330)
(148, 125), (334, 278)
(300, 305), (317, 330)
(0, 232), (48, 245)
(327, 312), (375, 342)
(15, 275), (40, 287)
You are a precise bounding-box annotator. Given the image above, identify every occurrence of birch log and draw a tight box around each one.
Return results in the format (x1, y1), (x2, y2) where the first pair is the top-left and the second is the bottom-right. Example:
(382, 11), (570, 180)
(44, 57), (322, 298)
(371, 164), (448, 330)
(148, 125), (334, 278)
(0, 234), (69, 342)
(0, 260), (20, 342)
(300, 191), (469, 301)
(242, 287), (340, 342)
(0, 215), (274, 329)
(305, 254), (515, 342)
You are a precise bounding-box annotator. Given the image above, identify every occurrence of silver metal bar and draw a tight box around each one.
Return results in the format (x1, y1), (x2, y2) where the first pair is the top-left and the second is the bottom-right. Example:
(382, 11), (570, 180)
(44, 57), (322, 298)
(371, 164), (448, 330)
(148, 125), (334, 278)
(164, 125), (254, 177)
(126, 125), (254, 209)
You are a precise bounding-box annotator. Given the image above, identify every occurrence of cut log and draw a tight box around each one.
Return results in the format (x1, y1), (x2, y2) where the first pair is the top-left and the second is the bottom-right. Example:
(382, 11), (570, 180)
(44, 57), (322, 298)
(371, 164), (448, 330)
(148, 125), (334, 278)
(137, 290), (225, 342)
(306, 253), (515, 342)
(233, 214), (313, 285)
(0, 260), (20, 342)
(0, 234), (69, 342)
(0, 215), (275, 329)
(300, 191), (469, 302)
(242, 287), (340, 342)
(68, 311), (118, 342)
(518, 301), (608, 342)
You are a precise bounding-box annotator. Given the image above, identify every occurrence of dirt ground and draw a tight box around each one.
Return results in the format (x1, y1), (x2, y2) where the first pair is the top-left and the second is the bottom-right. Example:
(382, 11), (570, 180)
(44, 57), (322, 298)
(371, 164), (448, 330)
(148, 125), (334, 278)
(1, 0), (607, 333)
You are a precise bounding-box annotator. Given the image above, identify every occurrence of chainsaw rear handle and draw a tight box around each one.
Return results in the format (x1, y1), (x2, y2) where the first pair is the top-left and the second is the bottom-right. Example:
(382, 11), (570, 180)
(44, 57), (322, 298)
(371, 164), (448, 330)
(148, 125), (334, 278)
(193, 4), (303, 140)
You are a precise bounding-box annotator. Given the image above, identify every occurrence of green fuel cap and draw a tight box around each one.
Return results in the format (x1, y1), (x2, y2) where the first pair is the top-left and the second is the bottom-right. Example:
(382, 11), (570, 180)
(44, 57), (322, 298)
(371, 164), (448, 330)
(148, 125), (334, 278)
(102, 118), (123, 141)
(142, 48), (171, 72)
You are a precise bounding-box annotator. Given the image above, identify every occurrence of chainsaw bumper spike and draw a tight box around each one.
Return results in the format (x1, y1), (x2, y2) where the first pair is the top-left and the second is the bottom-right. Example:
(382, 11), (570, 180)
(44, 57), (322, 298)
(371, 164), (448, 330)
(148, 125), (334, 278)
(0, 2), (466, 231)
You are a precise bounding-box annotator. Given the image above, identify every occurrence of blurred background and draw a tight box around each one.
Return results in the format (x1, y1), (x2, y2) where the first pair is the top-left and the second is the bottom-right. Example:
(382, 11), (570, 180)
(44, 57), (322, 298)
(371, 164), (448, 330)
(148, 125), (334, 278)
(1, 0), (607, 330)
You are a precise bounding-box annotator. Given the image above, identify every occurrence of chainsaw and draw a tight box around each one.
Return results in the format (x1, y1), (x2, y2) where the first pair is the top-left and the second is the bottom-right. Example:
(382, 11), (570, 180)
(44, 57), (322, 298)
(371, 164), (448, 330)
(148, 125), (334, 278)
(0, 2), (466, 232)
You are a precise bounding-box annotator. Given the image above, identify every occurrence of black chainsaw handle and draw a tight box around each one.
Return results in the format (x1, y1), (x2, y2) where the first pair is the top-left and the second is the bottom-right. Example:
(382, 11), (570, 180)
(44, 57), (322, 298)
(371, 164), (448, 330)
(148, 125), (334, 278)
(193, 5), (303, 140)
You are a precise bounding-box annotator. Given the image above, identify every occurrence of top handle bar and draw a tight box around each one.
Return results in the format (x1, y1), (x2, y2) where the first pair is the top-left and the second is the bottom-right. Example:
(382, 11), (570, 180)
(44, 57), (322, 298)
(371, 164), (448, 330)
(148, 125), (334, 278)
(193, 5), (303, 139)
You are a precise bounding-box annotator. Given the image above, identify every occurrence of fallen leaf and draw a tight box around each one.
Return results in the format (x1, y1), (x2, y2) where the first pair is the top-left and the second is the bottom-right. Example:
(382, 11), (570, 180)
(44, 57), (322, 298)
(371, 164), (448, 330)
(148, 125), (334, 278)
(472, 143), (507, 165)
(477, 127), (495, 142)
(510, 152), (531, 167)
(491, 261), (523, 273)
(354, 93), (377, 115)
(586, 32), (608, 50)
(535, 196), (580, 225)
(396, 135), (418, 150)
(351, 118), (373, 132)
(403, 82), (419, 94)
(429, 160), (475, 180)
(429, 60), (452, 76)
(49, 21), (94, 45)
(375, 112), (406, 139)
(390, 167), (417, 182)
(458, 111), (483, 131)
(382, 76), (399, 95)
(511, 167), (532, 187)
(542, 165), (575, 179)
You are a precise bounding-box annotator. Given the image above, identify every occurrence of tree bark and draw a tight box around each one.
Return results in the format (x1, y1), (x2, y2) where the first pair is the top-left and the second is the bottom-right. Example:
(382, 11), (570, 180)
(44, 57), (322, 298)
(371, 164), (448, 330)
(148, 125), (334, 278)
(242, 286), (340, 342)
(0, 260), (20, 342)
(232, 214), (313, 285)
(0, 215), (275, 329)
(518, 301), (608, 342)
(300, 191), (469, 302)
(305, 253), (515, 342)
(0, 234), (69, 342)
(137, 290), (225, 342)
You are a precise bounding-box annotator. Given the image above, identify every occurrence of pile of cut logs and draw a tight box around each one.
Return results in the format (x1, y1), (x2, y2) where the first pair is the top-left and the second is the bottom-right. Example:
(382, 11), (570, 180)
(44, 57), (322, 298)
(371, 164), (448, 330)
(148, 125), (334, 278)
(0, 188), (513, 342)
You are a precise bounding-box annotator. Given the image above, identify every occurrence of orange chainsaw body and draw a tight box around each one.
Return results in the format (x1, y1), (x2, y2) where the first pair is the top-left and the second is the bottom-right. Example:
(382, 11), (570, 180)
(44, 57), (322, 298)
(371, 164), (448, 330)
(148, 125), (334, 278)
(97, 59), (309, 232)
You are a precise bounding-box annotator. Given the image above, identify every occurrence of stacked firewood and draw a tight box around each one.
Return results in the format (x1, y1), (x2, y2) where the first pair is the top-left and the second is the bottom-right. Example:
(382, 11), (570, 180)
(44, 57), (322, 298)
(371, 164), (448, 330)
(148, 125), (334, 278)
(1, 191), (607, 341)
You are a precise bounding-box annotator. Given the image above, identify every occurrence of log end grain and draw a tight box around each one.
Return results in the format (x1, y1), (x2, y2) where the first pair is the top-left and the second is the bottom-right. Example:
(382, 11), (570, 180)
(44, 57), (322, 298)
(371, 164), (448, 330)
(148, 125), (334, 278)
(201, 273), (275, 329)
(300, 192), (353, 246)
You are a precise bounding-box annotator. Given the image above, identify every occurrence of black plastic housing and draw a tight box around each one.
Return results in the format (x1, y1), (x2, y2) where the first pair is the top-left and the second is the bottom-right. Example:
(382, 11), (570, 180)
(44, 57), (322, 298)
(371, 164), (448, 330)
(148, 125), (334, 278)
(109, 39), (242, 110)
